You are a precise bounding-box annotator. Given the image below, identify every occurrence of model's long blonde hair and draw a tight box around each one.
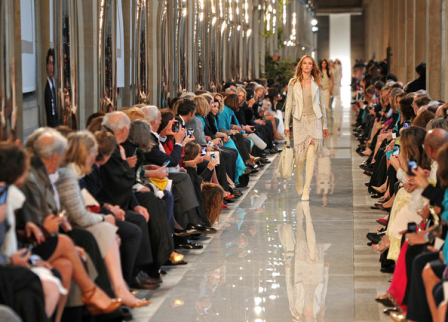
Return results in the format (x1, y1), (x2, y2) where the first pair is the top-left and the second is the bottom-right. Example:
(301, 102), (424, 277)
(290, 54), (322, 88)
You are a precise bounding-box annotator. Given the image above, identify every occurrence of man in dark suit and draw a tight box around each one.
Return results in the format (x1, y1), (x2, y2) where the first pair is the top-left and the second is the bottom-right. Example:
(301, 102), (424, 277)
(44, 49), (59, 127)
(141, 105), (216, 233)
(405, 62), (426, 93)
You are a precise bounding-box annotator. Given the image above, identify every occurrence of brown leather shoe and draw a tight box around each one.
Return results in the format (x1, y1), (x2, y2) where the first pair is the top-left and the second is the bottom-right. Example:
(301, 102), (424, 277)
(132, 276), (161, 290)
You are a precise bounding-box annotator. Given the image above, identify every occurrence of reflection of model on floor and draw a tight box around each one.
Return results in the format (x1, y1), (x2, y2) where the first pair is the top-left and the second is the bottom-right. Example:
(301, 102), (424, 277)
(315, 155), (335, 207)
(278, 201), (330, 321)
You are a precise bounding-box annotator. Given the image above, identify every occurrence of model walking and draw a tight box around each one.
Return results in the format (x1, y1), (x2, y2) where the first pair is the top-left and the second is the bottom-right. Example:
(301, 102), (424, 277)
(319, 59), (334, 110)
(284, 55), (329, 200)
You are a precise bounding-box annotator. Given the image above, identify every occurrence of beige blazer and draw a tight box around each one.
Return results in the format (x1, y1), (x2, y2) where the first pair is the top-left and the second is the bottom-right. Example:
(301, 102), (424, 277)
(284, 76), (328, 131)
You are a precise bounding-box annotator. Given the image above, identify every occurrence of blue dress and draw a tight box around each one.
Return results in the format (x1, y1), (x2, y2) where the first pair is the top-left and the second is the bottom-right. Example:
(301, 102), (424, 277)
(217, 105), (241, 131)
(214, 114), (246, 183)
(441, 189), (448, 261)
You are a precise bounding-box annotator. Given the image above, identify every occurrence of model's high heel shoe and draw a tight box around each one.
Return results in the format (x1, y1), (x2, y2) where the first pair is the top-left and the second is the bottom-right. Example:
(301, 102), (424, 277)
(81, 286), (122, 315)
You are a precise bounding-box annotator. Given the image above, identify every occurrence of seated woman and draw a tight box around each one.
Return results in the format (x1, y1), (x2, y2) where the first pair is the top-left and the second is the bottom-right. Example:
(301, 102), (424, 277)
(16, 128), (122, 317)
(372, 126), (432, 259)
(83, 129), (165, 289)
(202, 183), (225, 227)
(122, 119), (193, 256)
(191, 96), (247, 191)
(206, 98), (246, 186)
(263, 87), (285, 136)
(0, 143), (61, 322)
(55, 131), (151, 308)
(252, 84), (284, 141)
(218, 93), (259, 172)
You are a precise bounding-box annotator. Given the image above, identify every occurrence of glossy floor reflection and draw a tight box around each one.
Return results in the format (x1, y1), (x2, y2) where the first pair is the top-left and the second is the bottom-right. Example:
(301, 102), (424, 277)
(135, 90), (362, 321)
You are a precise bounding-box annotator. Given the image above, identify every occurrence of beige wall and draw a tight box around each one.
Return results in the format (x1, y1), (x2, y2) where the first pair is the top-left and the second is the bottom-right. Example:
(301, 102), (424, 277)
(364, 0), (448, 100)
(317, 16), (329, 61)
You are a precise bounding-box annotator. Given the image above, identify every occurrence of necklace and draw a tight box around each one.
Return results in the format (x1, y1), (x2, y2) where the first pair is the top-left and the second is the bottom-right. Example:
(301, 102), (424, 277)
(303, 75), (312, 81)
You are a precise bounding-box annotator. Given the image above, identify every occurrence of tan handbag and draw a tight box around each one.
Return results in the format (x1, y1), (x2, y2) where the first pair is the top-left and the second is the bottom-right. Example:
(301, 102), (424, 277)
(278, 134), (295, 179)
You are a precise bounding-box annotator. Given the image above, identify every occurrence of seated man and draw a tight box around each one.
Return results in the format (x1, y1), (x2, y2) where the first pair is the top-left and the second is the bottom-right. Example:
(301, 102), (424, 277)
(141, 105), (216, 234)
(99, 111), (174, 278)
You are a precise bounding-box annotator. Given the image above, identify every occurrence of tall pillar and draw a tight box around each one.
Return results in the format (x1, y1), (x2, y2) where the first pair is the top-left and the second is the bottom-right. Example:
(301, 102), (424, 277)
(440, 0), (448, 101)
(426, 0), (442, 99)
(77, 0), (98, 128)
(414, 0), (426, 69)
(382, 0), (390, 60)
(121, 0), (132, 107)
(35, 0), (51, 128)
(389, 0), (398, 75)
(396, 0), (406, 81)
(405, 0), (416, 82)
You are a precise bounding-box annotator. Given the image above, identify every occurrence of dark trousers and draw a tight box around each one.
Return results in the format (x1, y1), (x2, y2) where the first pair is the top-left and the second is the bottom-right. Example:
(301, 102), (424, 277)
(221, 147), (238, 183)
(162, 190), (175, 234)
(135, 191), (174, 272)
(231, 133), (250, 161)
(0, 266), (47, 322)
(407, 251), (441, 321)
(124, 210), (154, 277)
(169, 172), (200, 227)
(115, 219), (142, 285)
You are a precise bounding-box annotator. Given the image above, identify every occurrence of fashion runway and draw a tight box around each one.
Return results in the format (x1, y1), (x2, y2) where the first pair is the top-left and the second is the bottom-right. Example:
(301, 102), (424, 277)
(134, 88), (389, 321)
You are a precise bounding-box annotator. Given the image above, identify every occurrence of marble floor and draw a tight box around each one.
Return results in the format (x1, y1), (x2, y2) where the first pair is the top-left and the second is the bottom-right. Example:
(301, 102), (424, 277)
(133, 88), (391, 322)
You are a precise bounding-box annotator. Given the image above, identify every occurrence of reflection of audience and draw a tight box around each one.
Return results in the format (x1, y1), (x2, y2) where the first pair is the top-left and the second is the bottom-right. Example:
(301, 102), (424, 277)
(278, 201), (330, 322)
(195, 266), (226, 317)
(248, 192), (267, 212)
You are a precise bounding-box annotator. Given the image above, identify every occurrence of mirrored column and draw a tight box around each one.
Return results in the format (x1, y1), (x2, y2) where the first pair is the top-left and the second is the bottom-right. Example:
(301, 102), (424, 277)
(0, 0), (17, 141)
(54, 0), (78, 129)
(99, 0), (117, 112)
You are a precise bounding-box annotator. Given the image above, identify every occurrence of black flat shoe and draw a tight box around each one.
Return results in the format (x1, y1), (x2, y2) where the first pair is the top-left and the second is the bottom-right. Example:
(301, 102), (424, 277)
(137, 271), (162, 284)
(187, 223), (217, 234)
(375, 297), (395, 307)
(383, 308), (400, 315)
(366, 232), (384, 244)
(131, 276), (161, 290)
(163, 260), (188, 266)
(260, 158), (271, 164)
(380, 266), (395, 273)
(176, 242), (203, 250)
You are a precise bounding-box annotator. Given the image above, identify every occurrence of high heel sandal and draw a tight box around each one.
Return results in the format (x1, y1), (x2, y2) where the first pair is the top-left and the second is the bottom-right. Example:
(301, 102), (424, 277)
(81, 286), (122, 315)
(377, 196), (389, 204)
(375, 294), (395, 307)
(372, 240), (389, 254)
(372, 186), (386, 194)
(128, 298), (152, 308)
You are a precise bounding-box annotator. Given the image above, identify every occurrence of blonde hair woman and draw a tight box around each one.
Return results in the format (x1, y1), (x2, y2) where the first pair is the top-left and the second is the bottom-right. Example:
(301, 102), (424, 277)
(56, 131), (151, 308)
(284, 54), (329, 200)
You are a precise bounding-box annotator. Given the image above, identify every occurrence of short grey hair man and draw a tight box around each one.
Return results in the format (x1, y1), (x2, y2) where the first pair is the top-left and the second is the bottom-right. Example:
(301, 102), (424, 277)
(140, 105), (160, 124)
(102, 111), (131, 144)
(102, 111), (131, 132)
(33, 129), (68, 160)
